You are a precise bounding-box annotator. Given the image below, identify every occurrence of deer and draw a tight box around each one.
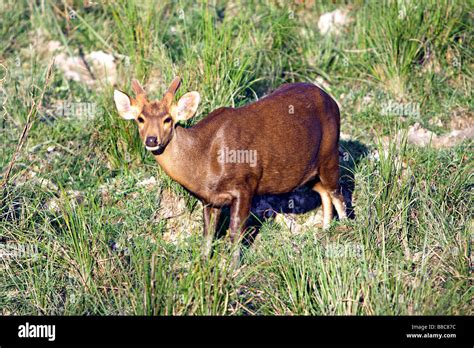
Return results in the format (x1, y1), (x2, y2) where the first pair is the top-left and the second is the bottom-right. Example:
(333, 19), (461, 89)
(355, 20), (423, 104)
(114, 77), (347, 264)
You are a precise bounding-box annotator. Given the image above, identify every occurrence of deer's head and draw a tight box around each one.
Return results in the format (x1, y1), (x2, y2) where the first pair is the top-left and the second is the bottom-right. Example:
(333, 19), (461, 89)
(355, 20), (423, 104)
(114, 77), (200, 154)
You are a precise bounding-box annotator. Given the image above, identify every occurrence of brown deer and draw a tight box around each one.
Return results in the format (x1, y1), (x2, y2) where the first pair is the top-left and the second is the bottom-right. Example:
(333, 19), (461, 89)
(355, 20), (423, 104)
(114, 77), (347, 263)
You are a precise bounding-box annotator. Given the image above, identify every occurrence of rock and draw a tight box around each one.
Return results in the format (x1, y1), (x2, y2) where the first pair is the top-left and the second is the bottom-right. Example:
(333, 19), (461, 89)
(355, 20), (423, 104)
(428, 117), (443, 127)
(449, 109), (474, 130)
(407, 121), (474, 148)
(136, 176), (157, 189)
(407, 122), (436, 147)
(28, 28), (64, 60)
(55, 50), (117, 88)
(23, 29), (109, 132)
(44, 190), (85, 212)
(274, 214), (302, 234)
(158, 189), (188, 219)
(44, 197), (61, 212)
(85, 51), (117, 85)
(318, 9), (350, 35)
(433, 128), (474, 148)
(66, 190), (85, 205)
(47, 40), (62, 53)
(160, 210), (201, 245)
(35, 177), (59, 191)
(99, 186), (112, 205)
(155, 189), (202, 245)
(13, 170), (37, 186)
(340, 132), (351, 141)
(274, 209), (325, 234)
(303, 210), (325, 228)
(363, 94), (373, 104)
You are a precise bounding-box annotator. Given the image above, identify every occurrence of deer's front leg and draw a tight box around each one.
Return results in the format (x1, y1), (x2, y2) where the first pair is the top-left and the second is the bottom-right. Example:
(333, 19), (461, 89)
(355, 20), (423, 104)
(202, 205), (221, 258)
(228, 191), (253, 266)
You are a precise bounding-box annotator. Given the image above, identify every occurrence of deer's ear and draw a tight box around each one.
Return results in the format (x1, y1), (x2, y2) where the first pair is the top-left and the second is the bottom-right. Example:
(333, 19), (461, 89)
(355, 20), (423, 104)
(114, 90), (140, 120)
(171, 92), (200, 122)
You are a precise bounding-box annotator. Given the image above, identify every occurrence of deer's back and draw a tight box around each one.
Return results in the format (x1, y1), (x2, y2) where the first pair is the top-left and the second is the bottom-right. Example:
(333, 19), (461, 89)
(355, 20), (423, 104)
(192, 82), (340, 201)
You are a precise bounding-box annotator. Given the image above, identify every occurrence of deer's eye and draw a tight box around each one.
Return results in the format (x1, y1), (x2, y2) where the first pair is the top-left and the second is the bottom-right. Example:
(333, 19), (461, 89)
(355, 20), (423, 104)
(164, 117), (172, 124)
(137, 116), (145, 124)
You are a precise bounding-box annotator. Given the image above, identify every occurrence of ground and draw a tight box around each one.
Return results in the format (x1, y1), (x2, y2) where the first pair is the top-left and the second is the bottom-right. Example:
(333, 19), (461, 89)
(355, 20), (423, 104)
(0, 1), (472, 315)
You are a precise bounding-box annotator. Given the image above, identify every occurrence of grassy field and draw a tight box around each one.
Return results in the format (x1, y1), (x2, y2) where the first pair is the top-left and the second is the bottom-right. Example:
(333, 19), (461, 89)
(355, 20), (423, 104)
(0, 1), (472, 315)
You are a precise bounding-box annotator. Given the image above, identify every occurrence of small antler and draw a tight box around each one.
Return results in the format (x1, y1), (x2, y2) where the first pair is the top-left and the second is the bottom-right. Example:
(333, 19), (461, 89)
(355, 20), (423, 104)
(162, 76), (181, 107)
(131, 79), (146, 96)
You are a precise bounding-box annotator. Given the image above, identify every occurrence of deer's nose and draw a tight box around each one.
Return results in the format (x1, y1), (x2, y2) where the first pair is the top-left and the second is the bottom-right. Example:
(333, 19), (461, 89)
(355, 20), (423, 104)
(145, 136), (158, 147)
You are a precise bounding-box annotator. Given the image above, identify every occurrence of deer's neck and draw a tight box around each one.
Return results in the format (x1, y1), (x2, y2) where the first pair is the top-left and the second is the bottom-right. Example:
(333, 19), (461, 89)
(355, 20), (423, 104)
(154, 125), (205, 192)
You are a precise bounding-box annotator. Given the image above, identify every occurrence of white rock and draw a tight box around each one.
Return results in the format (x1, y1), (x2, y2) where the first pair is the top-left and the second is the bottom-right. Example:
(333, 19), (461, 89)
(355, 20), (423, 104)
(46, 40), (62, 54)
(44, 198), (61, 212)
(136, 176), (157, 188)
(407, 122), (474, 148)
(274, 214), (302, 234)
(318, 9), (350, 35)
(407, 122), (435, 147)
(158, 189), (187, 219)
(55, 50), (117, 88)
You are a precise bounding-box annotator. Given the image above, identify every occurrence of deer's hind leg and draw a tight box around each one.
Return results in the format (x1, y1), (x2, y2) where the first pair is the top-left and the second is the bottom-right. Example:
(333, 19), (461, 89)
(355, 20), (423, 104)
(312, 160), (347, 229)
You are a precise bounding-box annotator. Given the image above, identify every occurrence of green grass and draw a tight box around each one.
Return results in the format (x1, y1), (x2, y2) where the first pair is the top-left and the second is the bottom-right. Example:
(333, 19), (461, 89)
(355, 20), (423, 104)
(0, 0), (472, 315)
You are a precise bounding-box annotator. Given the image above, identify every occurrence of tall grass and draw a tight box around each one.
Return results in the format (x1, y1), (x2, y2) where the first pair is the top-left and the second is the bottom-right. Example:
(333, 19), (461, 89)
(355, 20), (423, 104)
(354, 0), (467, 99)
